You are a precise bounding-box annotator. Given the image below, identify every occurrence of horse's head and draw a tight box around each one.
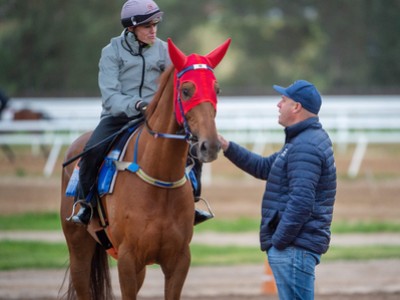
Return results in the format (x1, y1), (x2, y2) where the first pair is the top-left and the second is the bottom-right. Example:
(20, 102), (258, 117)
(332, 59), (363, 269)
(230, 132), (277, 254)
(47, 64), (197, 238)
(168, 38), (231, 162)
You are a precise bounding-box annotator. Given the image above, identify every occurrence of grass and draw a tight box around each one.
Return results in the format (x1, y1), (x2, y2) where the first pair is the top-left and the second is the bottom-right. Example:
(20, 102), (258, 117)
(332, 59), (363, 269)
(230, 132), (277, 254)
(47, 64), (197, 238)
(0, 212), (62, 231)
(331, 220), (400, 233)
(1, 240), (400, 270)
(0, 241), (69, 270)
(323, 245), (400, 261)
(190, 244), (265, 266)
(2, 213), (400, 234)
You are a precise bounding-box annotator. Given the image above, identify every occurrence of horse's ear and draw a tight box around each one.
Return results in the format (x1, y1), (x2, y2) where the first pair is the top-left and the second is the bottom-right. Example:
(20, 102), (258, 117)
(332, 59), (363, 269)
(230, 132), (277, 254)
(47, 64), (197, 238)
(168, 38), (187, 71)
(205, 38), (231, 69)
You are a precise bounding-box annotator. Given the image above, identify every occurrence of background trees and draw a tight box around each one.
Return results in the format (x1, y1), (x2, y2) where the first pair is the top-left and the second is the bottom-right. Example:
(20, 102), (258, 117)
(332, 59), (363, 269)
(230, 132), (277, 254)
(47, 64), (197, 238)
(0, 0), (399, 96)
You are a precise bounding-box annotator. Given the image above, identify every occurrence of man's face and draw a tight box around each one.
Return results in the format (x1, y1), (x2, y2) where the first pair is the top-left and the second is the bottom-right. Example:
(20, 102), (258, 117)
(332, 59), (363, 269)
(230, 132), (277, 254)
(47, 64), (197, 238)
(277, 95), (297, 127)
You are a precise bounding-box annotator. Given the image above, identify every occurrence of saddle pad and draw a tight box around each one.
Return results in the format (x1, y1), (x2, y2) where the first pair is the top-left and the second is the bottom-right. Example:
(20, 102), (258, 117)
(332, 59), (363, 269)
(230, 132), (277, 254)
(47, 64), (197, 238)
(97, 127), (138, 196)
(65, 121), (142, 198)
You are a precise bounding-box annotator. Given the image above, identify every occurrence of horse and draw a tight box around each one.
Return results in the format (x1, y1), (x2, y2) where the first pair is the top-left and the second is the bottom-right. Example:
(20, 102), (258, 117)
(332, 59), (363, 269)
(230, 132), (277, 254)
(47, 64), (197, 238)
(0, 105), (50, 162)
(60, 38), (231, 300)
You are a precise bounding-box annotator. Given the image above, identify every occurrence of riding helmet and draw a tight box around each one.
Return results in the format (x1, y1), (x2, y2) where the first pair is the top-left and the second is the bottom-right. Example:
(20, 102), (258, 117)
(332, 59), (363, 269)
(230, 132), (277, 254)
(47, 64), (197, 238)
(121, 0), (164, 28)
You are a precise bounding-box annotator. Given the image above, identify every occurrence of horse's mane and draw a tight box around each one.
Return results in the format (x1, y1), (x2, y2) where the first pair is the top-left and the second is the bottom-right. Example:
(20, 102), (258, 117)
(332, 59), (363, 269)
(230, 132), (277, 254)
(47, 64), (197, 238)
(146, 65), (175, 118)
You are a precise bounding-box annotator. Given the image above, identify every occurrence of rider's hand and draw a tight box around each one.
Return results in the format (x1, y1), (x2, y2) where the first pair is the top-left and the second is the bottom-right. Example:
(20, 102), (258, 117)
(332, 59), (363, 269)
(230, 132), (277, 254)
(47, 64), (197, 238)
(135, 100), (148, 114)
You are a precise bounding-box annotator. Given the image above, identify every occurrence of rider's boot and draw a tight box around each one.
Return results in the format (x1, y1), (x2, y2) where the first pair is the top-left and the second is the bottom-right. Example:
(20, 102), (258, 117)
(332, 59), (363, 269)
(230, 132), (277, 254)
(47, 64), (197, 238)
(194, 206), (214, 225)
(71, 203), (92, 225)
(69, 181), (93, 226)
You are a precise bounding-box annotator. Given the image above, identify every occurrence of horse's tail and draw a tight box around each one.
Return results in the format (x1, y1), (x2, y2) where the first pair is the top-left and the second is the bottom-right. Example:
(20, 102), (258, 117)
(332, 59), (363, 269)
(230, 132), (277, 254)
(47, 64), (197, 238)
(59, 243), (114, 300)
(89, 243), (114, 300)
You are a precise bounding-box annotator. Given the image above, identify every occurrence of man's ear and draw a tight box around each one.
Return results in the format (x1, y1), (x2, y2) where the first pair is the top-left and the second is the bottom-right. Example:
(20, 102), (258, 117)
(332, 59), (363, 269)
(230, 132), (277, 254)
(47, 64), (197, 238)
(293, 102), (302, 113)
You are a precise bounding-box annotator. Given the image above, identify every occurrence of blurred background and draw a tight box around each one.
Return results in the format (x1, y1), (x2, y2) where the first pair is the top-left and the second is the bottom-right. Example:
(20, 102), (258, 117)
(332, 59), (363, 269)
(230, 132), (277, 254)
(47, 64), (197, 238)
(1, 0), (399, 97)
(1, 1), (400, 299)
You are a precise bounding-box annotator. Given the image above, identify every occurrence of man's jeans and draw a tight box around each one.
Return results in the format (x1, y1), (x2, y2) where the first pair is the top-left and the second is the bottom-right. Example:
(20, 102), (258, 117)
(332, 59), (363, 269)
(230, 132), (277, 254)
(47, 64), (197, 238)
(267, 246), (321, 300)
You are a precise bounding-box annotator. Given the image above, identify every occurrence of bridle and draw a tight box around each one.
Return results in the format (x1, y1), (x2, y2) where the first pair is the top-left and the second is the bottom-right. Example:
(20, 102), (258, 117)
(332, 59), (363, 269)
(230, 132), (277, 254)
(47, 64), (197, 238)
(144, 63), (215, 153)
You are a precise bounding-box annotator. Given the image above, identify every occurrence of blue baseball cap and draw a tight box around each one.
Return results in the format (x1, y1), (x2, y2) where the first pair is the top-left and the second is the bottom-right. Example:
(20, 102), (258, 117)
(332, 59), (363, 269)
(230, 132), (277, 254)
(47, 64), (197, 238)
(273, 80), (322, 114)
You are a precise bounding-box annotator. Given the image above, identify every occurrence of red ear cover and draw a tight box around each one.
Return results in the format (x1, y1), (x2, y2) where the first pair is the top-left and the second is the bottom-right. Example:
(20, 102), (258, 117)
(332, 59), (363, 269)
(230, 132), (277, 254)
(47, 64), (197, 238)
(167, 38), (187, 71)
(205, 38), (231, 68)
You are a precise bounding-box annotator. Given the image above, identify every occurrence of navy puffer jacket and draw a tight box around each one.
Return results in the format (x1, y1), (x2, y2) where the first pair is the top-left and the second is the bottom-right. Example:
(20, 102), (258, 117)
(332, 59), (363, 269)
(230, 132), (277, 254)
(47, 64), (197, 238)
(224, 117), (336, 254)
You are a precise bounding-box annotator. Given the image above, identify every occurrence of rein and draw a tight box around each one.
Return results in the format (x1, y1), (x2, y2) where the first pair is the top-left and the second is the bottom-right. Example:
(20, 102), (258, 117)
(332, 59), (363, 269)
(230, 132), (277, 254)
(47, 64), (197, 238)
(144, 120), (191, 140)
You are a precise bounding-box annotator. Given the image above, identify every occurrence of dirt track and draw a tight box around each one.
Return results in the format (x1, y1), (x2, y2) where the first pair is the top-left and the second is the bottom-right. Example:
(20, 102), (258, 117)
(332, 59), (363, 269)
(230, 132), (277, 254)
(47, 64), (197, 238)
(1, 260), (400, 300)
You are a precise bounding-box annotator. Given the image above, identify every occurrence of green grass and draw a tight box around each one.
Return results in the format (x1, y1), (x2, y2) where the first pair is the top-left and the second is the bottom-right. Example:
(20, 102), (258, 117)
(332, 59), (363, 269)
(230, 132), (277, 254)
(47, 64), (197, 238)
(190, 244), (265, 266)
(3, 213), (400, 234)
(0, 241), (69, 270)
(0, 212), (62, 231)
(194, 217), (260, 233)
(331, 221), (400, 233)
(323, 245), (400, 261)
(1, 240), (400, 270)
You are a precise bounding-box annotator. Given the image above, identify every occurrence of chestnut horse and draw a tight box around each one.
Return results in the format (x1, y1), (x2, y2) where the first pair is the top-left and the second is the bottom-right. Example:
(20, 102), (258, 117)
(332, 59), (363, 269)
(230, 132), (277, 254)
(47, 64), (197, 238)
(60, 38), (231, 300)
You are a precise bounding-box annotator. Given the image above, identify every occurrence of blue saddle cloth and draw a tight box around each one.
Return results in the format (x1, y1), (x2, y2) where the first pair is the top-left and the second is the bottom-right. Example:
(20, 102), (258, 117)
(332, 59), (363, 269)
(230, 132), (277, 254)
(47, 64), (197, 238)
(65, 121), (142, 198)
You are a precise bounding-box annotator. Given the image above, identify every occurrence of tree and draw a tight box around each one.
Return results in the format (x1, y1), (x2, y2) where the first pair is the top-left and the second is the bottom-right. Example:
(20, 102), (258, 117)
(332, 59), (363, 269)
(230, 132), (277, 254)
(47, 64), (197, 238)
(0, 0), (399, 96)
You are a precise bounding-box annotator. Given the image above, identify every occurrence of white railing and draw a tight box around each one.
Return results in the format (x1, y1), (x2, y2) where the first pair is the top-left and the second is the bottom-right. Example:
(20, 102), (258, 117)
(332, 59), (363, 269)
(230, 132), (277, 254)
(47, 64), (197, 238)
(1, 95), (400, 178)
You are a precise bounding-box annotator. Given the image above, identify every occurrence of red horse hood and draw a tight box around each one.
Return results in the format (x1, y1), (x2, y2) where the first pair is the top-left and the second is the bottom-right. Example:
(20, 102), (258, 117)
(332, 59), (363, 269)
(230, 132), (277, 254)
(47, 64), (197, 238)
(168, 38), (231, 125)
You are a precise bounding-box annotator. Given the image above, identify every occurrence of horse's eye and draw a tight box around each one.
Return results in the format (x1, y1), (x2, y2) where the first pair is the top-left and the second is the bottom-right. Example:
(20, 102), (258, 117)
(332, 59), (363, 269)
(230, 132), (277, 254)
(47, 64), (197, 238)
(181, 87), (192, 100)
(180, 82), (195, 100)
(182, 88), (190, 97)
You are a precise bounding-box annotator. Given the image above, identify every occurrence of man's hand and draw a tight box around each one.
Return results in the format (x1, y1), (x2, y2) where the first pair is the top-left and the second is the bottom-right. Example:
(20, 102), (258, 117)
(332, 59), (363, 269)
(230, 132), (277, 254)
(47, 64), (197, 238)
(218, 134), (230, 151)
(135, 100), (148, 114)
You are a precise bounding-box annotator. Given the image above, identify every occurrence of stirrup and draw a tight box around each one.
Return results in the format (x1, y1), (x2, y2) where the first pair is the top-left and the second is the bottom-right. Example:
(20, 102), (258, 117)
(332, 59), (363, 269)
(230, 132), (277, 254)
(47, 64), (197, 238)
(66, 199), (93, 222)
(196, 197), (215, 217)
(194, 197), (215, 225)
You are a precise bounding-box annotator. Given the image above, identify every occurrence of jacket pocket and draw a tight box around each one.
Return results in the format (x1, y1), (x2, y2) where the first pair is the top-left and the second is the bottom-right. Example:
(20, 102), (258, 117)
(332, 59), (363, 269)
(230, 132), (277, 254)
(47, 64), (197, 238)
(260, 209), (280, 250)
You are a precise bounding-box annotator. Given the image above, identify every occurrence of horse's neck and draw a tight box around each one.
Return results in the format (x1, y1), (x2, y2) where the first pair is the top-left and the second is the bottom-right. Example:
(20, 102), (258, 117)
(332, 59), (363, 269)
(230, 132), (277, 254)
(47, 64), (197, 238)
(134, 72), (188, 180)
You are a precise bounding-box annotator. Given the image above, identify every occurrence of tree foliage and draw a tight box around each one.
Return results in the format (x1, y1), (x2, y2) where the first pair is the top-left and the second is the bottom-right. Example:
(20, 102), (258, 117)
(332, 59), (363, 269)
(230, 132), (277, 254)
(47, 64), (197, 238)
(0, 0), (399, 96)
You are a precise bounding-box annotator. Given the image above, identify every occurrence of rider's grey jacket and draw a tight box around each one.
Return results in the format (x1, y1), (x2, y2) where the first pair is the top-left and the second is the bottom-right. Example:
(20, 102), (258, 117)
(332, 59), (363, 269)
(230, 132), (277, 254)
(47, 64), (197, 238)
(98, 30), (171, 119)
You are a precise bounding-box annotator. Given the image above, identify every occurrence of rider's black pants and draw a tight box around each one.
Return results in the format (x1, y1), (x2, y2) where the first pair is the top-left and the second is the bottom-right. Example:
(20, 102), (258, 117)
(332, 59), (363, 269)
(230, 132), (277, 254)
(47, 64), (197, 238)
(78, 115), (132, 200)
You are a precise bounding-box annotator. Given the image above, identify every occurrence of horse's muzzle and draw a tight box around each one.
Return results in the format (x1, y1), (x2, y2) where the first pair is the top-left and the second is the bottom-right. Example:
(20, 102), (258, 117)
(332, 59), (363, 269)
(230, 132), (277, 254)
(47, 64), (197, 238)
(198, 139), (221, 162)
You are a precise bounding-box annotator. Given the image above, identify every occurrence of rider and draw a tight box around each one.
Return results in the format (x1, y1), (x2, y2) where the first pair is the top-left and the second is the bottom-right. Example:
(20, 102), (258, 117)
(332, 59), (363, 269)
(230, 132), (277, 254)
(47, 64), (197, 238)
(70, 0), (212, 226)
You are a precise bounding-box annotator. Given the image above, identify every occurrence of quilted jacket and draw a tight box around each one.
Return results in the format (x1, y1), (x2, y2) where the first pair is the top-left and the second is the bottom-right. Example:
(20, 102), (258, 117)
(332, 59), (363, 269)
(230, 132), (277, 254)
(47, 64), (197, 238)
(223, 117), (336, 254)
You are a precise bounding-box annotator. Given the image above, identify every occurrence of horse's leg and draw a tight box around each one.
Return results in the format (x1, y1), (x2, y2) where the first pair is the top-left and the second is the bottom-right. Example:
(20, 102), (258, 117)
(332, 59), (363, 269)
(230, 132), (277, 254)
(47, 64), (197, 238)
(66, 226), (97, 300)
(161, 245), (191, 300)
(117, 249), (146, 300)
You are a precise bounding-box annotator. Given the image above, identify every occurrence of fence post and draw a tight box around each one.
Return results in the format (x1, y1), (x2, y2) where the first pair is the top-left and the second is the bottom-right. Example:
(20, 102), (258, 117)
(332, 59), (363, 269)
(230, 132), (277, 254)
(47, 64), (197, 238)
(43, 137), (63, 177)
(348, 136), (368, 178)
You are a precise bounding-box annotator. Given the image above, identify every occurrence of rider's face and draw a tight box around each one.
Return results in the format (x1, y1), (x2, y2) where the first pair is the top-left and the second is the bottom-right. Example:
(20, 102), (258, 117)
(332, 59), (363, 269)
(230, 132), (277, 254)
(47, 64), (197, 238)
(129, 22), (158, 45)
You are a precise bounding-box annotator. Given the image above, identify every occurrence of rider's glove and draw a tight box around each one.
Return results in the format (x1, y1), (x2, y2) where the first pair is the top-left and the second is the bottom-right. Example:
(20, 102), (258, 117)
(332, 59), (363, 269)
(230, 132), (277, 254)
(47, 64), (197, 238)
(135, 100), (148, 114)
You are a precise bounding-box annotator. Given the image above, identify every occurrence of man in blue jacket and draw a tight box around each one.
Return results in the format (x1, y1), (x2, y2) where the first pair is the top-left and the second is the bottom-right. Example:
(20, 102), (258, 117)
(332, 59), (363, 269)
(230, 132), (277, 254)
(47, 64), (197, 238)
(219, 80), (336, 299)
